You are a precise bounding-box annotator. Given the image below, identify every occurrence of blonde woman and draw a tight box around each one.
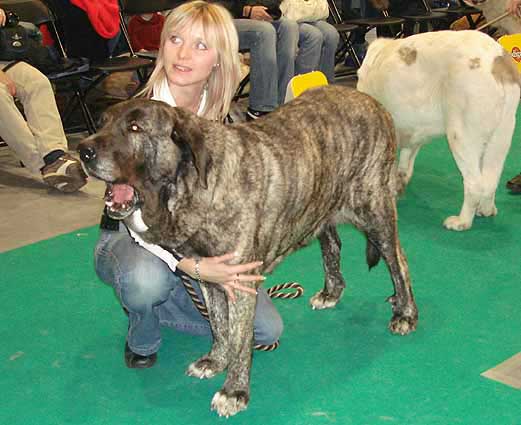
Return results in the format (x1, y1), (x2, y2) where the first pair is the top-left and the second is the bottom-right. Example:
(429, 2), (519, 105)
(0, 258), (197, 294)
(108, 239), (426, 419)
(95, 1), (282, 368)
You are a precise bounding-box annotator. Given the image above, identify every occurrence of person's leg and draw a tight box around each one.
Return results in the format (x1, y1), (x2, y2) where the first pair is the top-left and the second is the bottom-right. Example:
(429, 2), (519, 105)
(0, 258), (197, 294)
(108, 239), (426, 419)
(312, 21), (340, 83)
(95, 226), (182, 356)
(234, 19), (278, 113)
(295, 23), (323, 78)
(9, 63), (68, 167)
(272, 17), (299, 105)
(5, 62), (87, 191)
(0, 64), (46, 173)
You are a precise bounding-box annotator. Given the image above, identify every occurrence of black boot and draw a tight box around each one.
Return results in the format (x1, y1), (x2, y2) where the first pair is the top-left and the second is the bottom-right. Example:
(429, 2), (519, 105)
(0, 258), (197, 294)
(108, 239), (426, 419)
(124, 342), (157, 369)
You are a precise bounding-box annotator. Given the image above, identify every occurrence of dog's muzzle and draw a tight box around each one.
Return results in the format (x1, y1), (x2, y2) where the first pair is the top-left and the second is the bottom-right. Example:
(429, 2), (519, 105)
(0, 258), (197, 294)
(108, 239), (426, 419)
(104, 183), (141, 220)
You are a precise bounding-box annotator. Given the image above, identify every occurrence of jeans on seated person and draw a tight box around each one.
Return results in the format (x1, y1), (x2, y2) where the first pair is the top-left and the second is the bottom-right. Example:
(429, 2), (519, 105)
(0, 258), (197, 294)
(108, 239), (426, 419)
(94, 224), (284, 356)
(296, 20), (340, 84)
(234, 17), (299, 111)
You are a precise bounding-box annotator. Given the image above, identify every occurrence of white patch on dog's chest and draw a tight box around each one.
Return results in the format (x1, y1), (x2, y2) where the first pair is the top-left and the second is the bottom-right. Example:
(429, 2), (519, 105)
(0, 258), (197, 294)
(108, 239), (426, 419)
(125, 209), (179, 272)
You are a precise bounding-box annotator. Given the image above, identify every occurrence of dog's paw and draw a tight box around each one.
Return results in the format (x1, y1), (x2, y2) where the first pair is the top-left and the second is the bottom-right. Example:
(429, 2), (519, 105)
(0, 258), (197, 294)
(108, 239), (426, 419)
(211, 389), (249, 417)
(443, 215), (472, 231)
(186, 356), (225, 379)
(309, 290), (341, 310)
(476, 203), (497, 217)
(388, 313), (417, 335)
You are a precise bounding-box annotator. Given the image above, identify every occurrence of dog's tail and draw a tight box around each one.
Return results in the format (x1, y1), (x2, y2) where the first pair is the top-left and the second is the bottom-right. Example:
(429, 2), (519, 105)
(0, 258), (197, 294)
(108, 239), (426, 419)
(366, 238), (381, 270)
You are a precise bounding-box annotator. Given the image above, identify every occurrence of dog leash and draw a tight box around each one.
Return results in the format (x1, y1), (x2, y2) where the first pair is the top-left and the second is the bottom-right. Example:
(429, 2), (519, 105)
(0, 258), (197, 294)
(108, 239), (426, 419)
(476, 10), (510, 31)
(180, 276), (304, 351)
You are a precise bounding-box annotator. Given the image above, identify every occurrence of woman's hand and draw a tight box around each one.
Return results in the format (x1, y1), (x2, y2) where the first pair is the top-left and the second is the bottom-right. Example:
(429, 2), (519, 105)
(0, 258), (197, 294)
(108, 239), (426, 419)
(0, 8), (6, 27)
(178, 252), (265, 302)
(507, 0), (521, 17)
(0, 70), (16, 96)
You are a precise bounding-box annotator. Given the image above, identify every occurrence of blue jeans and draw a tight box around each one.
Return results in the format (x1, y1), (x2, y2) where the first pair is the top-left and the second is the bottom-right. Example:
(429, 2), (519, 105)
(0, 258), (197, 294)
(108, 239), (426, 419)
(235, 18), (299, 111)
(296, 20), (340, 84)
(94, 225), (283, 356)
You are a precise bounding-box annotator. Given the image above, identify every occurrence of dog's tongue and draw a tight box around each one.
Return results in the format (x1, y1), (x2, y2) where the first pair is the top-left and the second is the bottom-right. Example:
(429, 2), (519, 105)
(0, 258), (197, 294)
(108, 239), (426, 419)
(111, 184), (134, 203)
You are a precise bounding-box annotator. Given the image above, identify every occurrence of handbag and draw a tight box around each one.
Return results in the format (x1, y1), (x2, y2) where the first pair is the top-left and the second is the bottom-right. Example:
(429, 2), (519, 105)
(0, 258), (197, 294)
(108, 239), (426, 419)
(280, 0), (329, 23)
(0, 14), (62, 75)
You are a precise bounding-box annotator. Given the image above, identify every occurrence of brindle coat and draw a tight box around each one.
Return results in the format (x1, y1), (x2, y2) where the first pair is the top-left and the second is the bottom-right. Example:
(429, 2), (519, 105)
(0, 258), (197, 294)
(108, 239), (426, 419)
(78, 85), (418, 417)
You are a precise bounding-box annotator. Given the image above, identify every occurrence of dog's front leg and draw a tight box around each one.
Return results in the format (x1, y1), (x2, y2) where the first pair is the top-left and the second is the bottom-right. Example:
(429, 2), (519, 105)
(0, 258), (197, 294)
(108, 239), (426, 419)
(310, 224), (346, 309)
(211, 291), (256, 417)
(186, 284), (229, 379)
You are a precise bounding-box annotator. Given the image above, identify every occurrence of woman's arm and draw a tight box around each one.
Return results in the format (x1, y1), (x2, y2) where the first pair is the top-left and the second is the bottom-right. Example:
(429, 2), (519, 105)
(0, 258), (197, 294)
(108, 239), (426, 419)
(177, 252), (264, 302)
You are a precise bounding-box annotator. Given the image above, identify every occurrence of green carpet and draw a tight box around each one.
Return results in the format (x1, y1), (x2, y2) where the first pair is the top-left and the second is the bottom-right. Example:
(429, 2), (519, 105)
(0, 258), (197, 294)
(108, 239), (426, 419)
(2, 115), (521, 424)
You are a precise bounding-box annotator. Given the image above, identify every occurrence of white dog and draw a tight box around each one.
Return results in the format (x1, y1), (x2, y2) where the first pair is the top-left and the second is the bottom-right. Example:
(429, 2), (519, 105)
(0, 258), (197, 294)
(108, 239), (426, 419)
(357, 30), (520, 231)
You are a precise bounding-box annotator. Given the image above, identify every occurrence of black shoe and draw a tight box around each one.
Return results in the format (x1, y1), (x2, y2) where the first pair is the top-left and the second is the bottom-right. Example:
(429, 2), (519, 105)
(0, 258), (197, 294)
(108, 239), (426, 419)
(246, 108), (270, 121)
(506, 173), (521, 193)
(124, 342), (157, 369)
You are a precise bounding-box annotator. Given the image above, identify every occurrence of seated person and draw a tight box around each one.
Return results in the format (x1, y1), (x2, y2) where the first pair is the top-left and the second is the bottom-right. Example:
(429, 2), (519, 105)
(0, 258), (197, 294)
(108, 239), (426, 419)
(50, 0), (121, 61)
(128, 12), (165, 52)
(0, 7), (87, 192)
(0, 63), (87, 192)
(218, 1), (299, 119)
(295, 19), (339, 84)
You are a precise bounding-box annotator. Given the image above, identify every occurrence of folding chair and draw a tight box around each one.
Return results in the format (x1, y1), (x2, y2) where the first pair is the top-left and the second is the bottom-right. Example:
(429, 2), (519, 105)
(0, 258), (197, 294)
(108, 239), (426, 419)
(284, 70), (328, 103)
(431, 0), (483, 29)
(42, 0), (155, 133)
(397, 0), (449, 34)
(0, 0), (104, 133)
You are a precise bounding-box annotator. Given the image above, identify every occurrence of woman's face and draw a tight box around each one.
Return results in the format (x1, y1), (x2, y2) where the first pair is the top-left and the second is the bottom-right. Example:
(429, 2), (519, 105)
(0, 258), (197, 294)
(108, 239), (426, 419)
(162, 21), (218, 92)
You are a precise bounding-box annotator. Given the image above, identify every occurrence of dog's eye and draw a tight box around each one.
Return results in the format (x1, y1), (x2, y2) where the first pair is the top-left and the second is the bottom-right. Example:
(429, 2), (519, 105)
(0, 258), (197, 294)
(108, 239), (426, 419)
(129, 122), (141, 133)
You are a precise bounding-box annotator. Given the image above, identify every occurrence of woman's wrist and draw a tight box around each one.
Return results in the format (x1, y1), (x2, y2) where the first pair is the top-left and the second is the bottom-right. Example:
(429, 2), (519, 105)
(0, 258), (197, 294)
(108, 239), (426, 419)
(178, 257), (197, 279)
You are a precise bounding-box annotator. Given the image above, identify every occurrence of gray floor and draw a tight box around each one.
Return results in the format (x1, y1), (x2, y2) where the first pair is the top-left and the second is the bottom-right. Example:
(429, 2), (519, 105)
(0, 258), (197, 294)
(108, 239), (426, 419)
(0, 134), (105, 253)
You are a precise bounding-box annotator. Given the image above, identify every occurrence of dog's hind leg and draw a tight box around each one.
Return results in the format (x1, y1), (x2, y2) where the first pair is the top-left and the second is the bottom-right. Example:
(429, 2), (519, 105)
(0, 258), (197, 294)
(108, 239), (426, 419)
(477, 104), (516, 217)
(360, 198), (418, 335)
(211, 293), (257, 417)
(396, 141), (422, 195)
(310, 224), (346, 310)
(186, 285), (229, 379)
(443, 126), (483, 231)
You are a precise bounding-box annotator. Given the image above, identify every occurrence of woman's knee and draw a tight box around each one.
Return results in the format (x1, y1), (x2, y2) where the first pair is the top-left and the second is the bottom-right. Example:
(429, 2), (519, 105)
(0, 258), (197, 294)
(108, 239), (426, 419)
(94, 231), (175, 310)
(254, 289), (284, 345)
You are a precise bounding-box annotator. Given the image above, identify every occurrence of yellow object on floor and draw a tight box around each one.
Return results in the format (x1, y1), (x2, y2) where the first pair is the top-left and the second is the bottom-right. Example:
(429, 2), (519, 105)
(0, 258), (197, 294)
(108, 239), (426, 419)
(498, 34), (521, 73)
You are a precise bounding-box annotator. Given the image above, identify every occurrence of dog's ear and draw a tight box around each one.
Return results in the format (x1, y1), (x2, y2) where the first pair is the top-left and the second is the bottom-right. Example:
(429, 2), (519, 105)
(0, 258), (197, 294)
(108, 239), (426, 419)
(168, 107), (211, 189)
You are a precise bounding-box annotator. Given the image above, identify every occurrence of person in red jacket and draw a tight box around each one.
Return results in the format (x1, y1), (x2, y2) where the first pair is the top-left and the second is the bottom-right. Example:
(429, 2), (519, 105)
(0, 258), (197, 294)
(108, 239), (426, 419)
(128, 13), (165, 52)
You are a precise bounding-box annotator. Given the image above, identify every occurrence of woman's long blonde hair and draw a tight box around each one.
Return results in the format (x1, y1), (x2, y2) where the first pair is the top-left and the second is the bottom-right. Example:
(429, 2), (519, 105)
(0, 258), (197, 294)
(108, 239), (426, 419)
(140, 1), (241, 122)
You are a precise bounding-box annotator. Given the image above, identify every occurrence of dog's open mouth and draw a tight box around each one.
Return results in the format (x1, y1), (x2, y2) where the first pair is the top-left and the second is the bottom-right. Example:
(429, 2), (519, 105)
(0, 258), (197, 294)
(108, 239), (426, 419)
(104, 183), (140, 219)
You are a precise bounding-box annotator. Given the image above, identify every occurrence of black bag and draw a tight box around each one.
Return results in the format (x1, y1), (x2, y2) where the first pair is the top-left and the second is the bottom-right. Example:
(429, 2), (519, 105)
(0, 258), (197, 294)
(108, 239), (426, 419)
(0, 12), (67, 75)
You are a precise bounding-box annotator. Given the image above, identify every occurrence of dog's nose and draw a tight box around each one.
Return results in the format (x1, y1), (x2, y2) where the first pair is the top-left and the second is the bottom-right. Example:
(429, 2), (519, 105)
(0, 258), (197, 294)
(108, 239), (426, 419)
(79, 146), (97, 163)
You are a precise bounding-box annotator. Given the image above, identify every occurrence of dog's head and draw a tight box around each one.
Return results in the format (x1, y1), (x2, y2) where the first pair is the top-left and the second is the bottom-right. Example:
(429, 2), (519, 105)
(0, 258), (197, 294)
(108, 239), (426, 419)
(78, 98), (210, 220)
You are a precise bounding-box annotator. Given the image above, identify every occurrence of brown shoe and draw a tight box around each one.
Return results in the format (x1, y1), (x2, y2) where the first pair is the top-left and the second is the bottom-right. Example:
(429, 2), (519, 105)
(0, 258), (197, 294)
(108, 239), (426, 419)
(506, 173), (521, 194)
(41, 153), (88, 192)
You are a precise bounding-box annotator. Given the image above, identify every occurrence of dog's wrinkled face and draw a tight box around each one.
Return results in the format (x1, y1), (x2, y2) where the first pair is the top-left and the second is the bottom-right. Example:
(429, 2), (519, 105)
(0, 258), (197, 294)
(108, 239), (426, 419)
(77, 98), (205, 219)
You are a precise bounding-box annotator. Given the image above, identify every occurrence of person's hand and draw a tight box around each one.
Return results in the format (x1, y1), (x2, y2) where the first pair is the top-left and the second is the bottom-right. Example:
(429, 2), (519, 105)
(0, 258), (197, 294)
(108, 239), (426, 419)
(507, 0), (521, 18)
(0, 70), (16, 96)
(179, 252), (265, 302)
(245, 5), (273, 21)
(0, 8), (6, 27)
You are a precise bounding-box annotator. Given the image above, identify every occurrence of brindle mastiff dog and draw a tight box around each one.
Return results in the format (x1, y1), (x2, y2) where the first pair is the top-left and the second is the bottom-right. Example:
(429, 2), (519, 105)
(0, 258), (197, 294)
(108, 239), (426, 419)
(78, 85), (418, 417)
